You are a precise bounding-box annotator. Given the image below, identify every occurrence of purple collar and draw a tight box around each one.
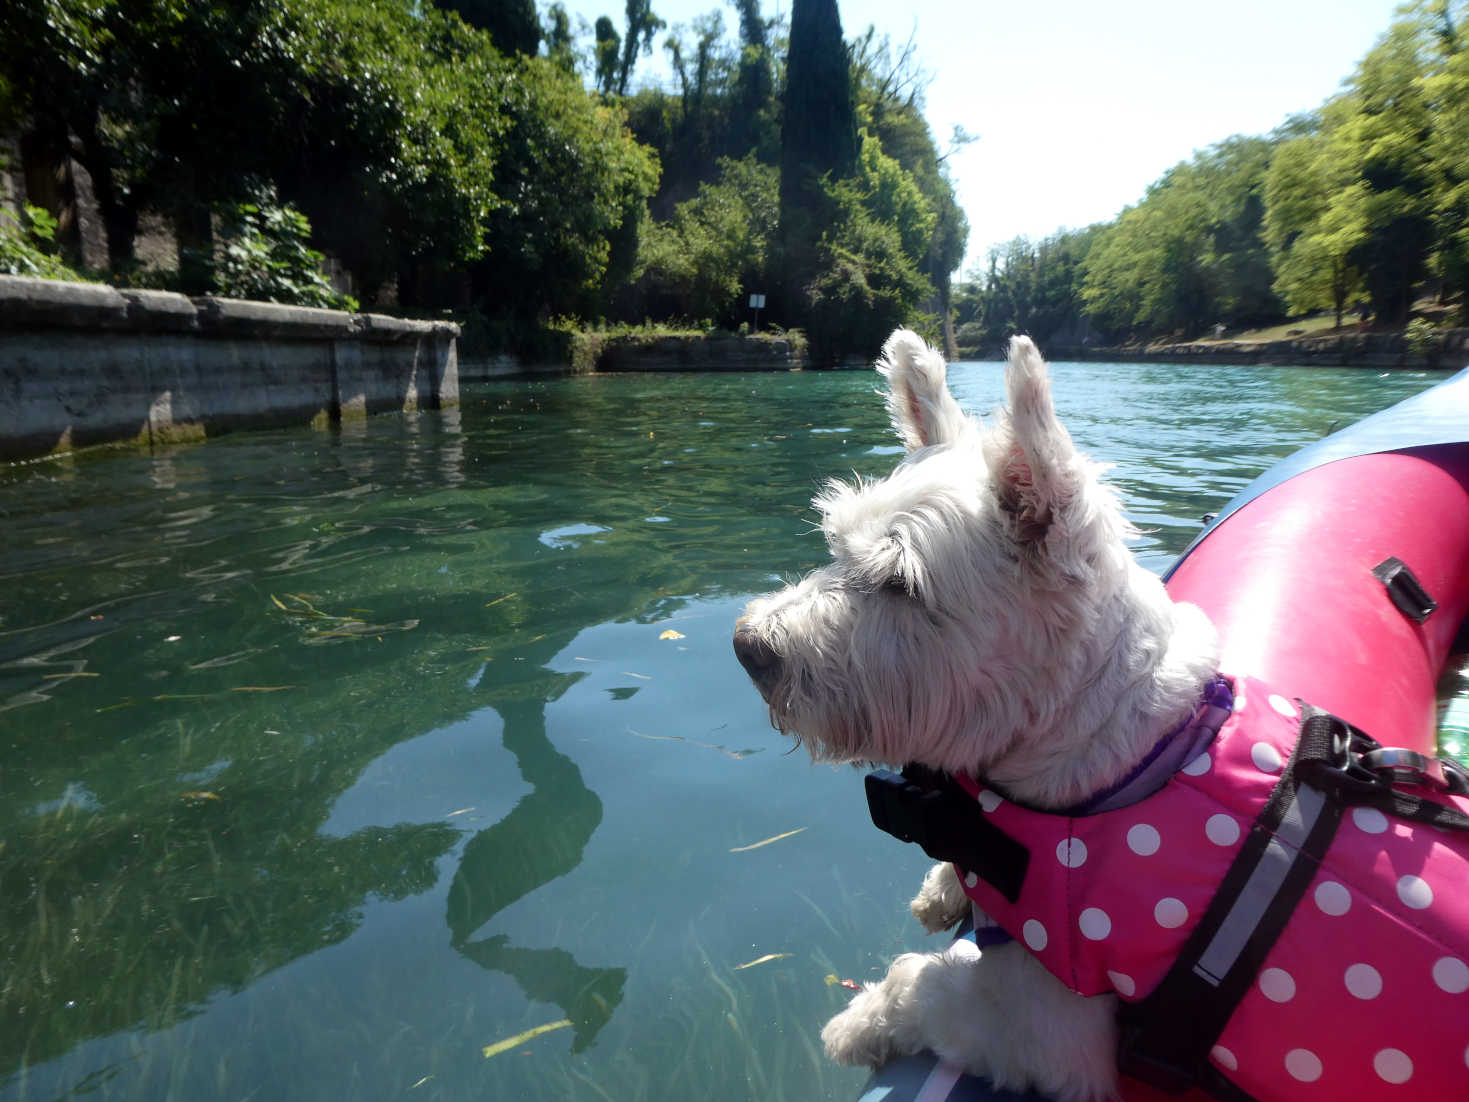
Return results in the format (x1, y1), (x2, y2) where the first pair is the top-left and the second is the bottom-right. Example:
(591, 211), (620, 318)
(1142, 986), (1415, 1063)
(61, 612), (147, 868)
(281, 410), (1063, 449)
(1065, 675), (1235, 815)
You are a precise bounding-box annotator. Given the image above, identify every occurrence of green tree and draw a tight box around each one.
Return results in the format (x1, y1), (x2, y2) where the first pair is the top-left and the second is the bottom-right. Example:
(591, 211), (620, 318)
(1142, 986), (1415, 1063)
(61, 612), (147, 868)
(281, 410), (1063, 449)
(1081, 137), (1283, 338)
(213, 184), (357, 310)
(1263, 126), (1366, 327)
(594, 15), (622, 95)
(850, 25), (967, 354)
(633, 154), (778, 322)
(543, 2), (578, 72)
(959, 227), (1101, 352)
(802, 129), (934, 363)
(1337, 16), (1437, 324)
(779, 0), (860, 325)
(471, 57), (659, 322)
(434, 0), (540, 55)
(616, 0), (666, 95)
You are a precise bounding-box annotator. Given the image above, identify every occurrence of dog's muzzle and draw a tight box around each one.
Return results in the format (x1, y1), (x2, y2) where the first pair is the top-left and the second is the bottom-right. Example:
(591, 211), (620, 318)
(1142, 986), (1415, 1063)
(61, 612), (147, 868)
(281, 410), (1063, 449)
(733, 626), (782, 697)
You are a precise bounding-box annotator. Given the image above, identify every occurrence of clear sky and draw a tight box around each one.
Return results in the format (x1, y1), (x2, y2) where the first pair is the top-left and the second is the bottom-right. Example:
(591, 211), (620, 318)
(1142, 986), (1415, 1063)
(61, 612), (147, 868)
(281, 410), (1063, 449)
(559, 0), (1406, 277)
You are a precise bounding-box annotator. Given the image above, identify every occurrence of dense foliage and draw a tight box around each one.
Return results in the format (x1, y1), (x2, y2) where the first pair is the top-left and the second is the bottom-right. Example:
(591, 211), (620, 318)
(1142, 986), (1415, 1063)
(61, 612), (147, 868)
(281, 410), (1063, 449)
(14, 0), (1462, 358)
(0, 0), (960, 360)
(959, 0), (1469, 350)
(213, 187), (357, 311)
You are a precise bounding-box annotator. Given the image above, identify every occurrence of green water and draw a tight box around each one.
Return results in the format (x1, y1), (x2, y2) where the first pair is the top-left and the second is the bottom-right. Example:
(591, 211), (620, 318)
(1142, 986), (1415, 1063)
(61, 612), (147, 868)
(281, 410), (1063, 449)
(0, 361), (1451, 1101)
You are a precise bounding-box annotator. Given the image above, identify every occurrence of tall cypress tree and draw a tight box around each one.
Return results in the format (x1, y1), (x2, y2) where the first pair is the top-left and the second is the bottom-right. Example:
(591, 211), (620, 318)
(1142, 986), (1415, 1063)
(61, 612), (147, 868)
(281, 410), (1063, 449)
(779, 0), (858, 217)
(778, 0), (859, 340)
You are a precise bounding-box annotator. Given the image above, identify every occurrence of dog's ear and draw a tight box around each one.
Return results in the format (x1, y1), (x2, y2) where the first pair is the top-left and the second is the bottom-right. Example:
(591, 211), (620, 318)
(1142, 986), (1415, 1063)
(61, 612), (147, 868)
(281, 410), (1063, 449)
(982, 336), (1081, 544)
(878, 329), (971, 452)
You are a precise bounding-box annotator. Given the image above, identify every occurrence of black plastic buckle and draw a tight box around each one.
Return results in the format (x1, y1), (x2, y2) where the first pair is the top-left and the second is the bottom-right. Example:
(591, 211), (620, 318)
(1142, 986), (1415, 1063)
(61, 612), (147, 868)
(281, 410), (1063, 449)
(1293, 711), (1389, 800)
(864, 765), (1031, 903)
(1372, 557), (1437, 623)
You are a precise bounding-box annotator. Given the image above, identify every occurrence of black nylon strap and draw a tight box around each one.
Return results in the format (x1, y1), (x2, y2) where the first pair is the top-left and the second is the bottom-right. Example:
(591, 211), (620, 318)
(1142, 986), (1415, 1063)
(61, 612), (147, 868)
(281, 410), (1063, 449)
(1118, 702), (1343, 1096)
(1292, 709), (1469, 832)
(865, 766), (1031, 903)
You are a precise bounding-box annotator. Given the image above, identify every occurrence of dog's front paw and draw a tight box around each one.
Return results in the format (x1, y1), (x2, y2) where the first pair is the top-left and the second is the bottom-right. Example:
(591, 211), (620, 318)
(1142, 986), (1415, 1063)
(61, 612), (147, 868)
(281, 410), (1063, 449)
(821, 953), (931, 1068)
(910, 861), (970, 933)
(821, 996), (896, 1068)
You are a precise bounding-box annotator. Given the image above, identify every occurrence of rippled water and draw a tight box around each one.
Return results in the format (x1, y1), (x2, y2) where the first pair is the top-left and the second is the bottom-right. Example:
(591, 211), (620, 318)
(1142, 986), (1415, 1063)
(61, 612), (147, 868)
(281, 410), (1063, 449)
(0, 361), (1448, 1101)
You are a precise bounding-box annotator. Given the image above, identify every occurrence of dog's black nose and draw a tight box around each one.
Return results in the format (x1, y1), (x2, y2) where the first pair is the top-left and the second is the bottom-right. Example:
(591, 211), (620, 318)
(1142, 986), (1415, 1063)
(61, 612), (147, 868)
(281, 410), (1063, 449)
(733, 627), (781, 691)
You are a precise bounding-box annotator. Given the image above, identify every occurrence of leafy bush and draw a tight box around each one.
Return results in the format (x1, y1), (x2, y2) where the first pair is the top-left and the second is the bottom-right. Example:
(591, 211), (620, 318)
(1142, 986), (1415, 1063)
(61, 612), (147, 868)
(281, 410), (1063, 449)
(0, 203), (87, 281)
(213, 188), (357, 311)
(1405, 316), (1440, 356)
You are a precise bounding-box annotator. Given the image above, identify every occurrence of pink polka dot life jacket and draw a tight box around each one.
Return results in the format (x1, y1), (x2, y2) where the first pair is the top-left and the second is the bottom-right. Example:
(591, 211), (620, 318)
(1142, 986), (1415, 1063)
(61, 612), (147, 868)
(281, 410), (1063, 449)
(953, 673), (1469, 1099)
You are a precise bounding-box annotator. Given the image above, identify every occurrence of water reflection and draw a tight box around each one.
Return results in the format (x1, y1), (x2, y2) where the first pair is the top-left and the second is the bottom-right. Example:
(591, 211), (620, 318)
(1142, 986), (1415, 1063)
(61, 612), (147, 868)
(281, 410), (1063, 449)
(448, 684), (626, 1053)
(0, 364), (1450, 1101)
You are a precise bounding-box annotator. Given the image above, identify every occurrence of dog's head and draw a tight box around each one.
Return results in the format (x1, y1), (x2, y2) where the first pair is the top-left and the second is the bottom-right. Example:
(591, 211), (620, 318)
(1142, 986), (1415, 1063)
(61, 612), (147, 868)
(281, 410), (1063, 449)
(734, 330), (1180, 787)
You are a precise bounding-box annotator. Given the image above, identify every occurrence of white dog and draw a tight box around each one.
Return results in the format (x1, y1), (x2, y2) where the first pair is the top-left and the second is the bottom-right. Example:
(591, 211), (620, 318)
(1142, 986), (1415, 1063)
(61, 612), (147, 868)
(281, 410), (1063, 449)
(733, 331), (1221, 1100)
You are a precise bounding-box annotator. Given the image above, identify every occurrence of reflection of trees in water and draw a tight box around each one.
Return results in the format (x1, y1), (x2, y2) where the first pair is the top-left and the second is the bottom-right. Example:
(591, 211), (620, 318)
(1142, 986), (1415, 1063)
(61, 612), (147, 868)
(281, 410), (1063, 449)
(447, 669), (624, 1052)
(0, 792), (458, 1076)
(0, 374), (861, 1087)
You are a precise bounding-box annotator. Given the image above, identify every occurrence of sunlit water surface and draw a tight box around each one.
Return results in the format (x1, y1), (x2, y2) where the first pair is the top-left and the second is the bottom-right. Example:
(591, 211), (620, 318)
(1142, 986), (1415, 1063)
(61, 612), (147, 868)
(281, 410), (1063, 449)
(0, 361), (1449, 1101)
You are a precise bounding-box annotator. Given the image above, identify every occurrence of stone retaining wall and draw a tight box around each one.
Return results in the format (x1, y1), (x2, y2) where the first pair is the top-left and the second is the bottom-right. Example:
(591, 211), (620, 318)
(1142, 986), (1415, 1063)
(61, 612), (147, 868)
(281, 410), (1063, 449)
(458, 332), (808, 380)
(0, 275), (458, 460)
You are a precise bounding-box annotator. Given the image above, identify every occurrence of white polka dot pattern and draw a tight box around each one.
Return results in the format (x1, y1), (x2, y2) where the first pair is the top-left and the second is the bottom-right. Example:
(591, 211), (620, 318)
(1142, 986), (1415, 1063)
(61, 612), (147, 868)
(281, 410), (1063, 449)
(1352, 806), (1388, 834)
(1022, 919), (1047, 952)
(1433, 957), (1469, 994)
(977, 789), (1002, 812)
(1078, 908), (1110, 941)
(944, 672), (1469, 1097)
(1397, 874), (1433, 910)
(1154, 897), (1187, 929)
(1285, 1049), (1322, 1082)
(1205, 813), (1240, 846)
(1313, 880), (1350, 916)
(1180, 751), (1211, 776)
(1345, 963), (1382, 1000)
(1126, 823), (1160, 856)
(1056, 837), (1087, 868)
(1374, 1048), (1413, 1084)
(964, 870), (977, 889)
(1267, 693), (1297, 717)
(1250, 741), (1283, 772)
(1259, 967), (1295, 1003)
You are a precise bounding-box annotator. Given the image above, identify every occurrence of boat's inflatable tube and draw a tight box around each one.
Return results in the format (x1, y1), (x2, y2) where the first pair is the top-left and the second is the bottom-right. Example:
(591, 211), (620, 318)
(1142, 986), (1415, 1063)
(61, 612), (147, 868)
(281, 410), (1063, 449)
(856, 367), (1469, 1102)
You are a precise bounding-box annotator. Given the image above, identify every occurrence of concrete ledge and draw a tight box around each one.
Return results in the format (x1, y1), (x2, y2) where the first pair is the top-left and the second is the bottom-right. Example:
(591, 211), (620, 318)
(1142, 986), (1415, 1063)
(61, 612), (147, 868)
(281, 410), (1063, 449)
(194, 295), (361, 339)
(121, 289), (199, 333)
(0, 275), (461, 460)
(0, 276), (130, 330)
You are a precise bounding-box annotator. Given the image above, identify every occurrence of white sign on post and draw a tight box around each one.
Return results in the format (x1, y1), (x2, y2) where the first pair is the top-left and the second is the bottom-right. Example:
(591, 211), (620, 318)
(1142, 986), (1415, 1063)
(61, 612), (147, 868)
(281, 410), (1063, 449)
(749, 294), (766, 309)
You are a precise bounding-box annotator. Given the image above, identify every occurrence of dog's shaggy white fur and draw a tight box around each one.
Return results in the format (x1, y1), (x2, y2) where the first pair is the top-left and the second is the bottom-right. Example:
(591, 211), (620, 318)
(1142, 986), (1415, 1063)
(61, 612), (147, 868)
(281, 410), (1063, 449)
(733, 331), (1219, 1101)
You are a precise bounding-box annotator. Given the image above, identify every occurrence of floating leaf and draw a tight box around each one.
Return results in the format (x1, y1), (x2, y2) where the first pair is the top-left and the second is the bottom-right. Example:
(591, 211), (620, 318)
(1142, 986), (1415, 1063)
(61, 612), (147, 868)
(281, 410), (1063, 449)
(182, 791), (220, 802)
(484, 592), (518, 608)
(43, 672), (99, 680)
(624, 728), (755, 760)
(735, 953), (791, 970)
(824, 974), (863, 991)
(659, 629), (685, 640)
(230, 685), (297, 693)
(482, 1018), (572, 1059)
(730, 827), (806, 853)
